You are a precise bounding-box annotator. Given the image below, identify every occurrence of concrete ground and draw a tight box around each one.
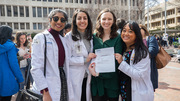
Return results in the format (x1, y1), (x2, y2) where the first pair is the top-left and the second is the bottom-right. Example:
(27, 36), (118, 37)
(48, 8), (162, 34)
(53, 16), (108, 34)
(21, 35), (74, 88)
(11, 58), (180, 101)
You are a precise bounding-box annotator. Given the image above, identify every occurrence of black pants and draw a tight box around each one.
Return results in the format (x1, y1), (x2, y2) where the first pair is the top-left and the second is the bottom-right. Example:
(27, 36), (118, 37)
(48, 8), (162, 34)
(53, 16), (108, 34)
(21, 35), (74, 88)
(92, 94), (119, 101)
(81, 77), (87, 101)
(0, 96), (12, 101)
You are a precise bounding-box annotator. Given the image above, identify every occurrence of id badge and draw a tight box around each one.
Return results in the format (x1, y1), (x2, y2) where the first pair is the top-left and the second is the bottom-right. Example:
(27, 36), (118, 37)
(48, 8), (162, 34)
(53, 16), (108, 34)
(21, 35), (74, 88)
(75, 44), (82, 54)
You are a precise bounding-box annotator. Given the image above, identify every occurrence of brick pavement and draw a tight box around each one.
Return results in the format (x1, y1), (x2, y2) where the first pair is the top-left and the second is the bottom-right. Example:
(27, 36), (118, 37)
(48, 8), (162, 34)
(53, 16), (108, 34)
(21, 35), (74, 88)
(154, 58), (180, 101)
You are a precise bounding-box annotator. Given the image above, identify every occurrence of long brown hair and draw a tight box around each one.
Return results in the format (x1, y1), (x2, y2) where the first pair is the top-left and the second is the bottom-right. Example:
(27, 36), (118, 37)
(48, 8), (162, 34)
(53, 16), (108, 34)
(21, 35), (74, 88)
(15, 31), (28, 47)
(94, 8), (118, 39)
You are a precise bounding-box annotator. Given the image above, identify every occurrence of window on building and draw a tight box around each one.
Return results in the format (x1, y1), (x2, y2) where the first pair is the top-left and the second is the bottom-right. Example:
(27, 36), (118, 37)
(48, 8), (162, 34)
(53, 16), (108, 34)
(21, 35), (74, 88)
(33, 7), (36, 17)
(43, 0), (47, 1)
(37, 7), (42, 17)
(89, 0), (91, 4)
(20, 23), (25, 29)
(59, 0), (62, 2)
(33, 23), (37, 29)
(125, 0), (127, 6)
(95, 0), (97, 4)
(137, 0), (139, 6)
(70, 8), (73, 18)
(20, 6), (24, 17)
(133, 0), (135, 6)
(0, 22), (6, 26)
(85, 0), (88, 4)
(69, 0), (73, 3)
(54, 0), (58, 2)
(103, 0), (106, 4)
(7, 23), (12, 28)
(38, 23), (42, 29)
(43, 7), (47, 17)
(7, 6), (12, 17)
(121, 0), (123, 6)
(25, 6), (29, 17)
(49, 7), (53, 13)
(65, 0), (68, 3)
(112, 0), (115, 5)
(14, 23), (19, 29)
(37, 0), (41, 1)
(26, 23), (30, 29)
(178, 18), (180, 22)
(0, 5), (5, 16)
(48, 0), (52, 2)
(107, 0), (110, 4)
(80, 0), (83, 3)
(98, 0), (101, 4)
(75, 0), (78, 3)
(13, 6), (18, 17)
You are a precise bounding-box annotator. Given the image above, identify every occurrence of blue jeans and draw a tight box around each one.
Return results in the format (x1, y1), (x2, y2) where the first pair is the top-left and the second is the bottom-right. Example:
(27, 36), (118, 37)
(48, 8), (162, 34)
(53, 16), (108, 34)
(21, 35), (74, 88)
(20, 67), (27, 90)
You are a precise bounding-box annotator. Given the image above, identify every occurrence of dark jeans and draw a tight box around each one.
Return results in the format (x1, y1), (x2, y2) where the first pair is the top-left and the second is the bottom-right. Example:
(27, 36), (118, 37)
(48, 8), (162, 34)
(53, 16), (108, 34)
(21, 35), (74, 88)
(0, 96), (12, 101)
(92, 94), (119, 101)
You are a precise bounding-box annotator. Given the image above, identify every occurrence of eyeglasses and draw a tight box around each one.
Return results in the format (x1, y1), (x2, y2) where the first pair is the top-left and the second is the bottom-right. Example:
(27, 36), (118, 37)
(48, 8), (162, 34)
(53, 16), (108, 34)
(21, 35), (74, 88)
(52, 16), (66, 23)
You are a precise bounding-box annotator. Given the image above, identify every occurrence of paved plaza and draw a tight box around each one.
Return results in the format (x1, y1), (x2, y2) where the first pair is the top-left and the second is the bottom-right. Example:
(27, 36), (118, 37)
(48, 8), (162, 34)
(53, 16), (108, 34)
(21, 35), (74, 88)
(11, 57), (180, 101)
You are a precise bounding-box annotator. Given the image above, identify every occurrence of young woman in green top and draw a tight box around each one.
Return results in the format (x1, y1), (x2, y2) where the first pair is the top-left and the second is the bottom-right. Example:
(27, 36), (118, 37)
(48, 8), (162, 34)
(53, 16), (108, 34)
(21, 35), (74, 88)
(88, 8), (123, 101)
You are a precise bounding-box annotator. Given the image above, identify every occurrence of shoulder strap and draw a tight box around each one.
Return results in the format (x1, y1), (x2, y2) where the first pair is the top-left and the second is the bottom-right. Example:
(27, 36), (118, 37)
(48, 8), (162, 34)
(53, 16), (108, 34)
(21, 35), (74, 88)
(43, 34), (47, 77)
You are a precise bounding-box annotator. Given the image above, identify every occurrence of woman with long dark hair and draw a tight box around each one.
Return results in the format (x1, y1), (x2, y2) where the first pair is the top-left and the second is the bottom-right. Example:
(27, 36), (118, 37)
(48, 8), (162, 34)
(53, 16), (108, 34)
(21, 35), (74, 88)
(114, 21), (154, 101)
(65, 9), (96, 101)
(0, 25), (24, 101)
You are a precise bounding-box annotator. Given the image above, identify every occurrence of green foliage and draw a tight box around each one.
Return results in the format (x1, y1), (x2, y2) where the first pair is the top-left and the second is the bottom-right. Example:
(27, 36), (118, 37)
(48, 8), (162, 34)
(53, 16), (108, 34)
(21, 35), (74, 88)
(31, 32), (37, 39)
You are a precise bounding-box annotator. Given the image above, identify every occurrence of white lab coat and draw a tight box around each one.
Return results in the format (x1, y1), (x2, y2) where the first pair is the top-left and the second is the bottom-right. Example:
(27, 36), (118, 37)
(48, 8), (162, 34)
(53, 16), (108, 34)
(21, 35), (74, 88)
(118, 49), (154, 101)
(31, 30), (74, 101)
(65, 32), (93, 101)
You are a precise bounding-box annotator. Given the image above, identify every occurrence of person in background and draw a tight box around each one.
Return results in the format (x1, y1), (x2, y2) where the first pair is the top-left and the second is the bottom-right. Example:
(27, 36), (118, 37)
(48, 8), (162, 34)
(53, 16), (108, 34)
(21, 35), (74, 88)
(27, 33), (32, 52)
(114, 21), (154, 101)
(139, 24), (159, 91)
(64, 23), (71, 36)
(116, 18), (125, 35)
(15, 31), (31, 90)
(65, 9), (96, 101)
(88, 8), (123, 101)
(31, 9), (74, 101)
(0, 25), (24, 101)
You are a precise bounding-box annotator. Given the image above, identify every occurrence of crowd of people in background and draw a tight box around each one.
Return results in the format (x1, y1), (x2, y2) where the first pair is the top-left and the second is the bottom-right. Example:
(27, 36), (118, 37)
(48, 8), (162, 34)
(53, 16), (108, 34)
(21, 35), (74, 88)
(1, 8), (180, 101)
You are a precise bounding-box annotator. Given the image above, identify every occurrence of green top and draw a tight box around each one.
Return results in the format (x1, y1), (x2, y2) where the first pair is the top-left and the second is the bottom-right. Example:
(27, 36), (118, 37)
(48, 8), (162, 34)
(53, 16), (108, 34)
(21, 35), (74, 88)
(91, 34), (123, 97)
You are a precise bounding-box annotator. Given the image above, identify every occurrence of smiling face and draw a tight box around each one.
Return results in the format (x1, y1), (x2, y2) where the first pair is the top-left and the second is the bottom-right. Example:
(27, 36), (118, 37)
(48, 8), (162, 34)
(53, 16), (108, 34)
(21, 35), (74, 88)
(76, 12), (88, 32)
(50, 12), (66, 32)
(121, 24), (136, 46)
(100, 12), (114, 31)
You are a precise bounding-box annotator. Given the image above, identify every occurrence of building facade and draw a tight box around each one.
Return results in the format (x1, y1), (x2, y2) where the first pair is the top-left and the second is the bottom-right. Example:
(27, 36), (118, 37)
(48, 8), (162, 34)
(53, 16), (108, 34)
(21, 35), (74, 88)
(145, 0), (180, 33)
(0, 0), (144, 33)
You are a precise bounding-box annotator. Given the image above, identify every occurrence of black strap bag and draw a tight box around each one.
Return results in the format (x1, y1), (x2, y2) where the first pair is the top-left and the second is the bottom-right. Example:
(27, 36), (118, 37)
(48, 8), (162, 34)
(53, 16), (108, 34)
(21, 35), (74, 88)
(16, 34), (47, 101)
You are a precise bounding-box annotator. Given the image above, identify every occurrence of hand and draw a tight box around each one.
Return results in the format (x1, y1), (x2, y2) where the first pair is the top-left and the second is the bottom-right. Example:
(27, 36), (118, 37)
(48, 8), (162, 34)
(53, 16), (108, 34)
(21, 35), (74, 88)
(88, 62), (98, 77)
(114, 53), (123, 64)
(23, 53), (29, 59)
(43, 91), (52, 101)
(86, 53), (96, 62)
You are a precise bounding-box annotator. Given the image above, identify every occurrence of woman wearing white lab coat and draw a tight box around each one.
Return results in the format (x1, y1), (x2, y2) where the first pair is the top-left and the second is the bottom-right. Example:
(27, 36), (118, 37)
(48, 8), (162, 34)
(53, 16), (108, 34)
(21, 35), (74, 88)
(31, 9), (74, 101)
(114, 21), (154, 101)
(65, 9), (96, 101)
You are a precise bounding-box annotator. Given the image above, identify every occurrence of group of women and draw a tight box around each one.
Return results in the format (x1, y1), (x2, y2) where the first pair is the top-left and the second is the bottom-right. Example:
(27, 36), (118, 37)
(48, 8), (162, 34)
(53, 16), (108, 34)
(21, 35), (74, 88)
(0, 7), (157, 101)
(30, 8), (157, 101)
